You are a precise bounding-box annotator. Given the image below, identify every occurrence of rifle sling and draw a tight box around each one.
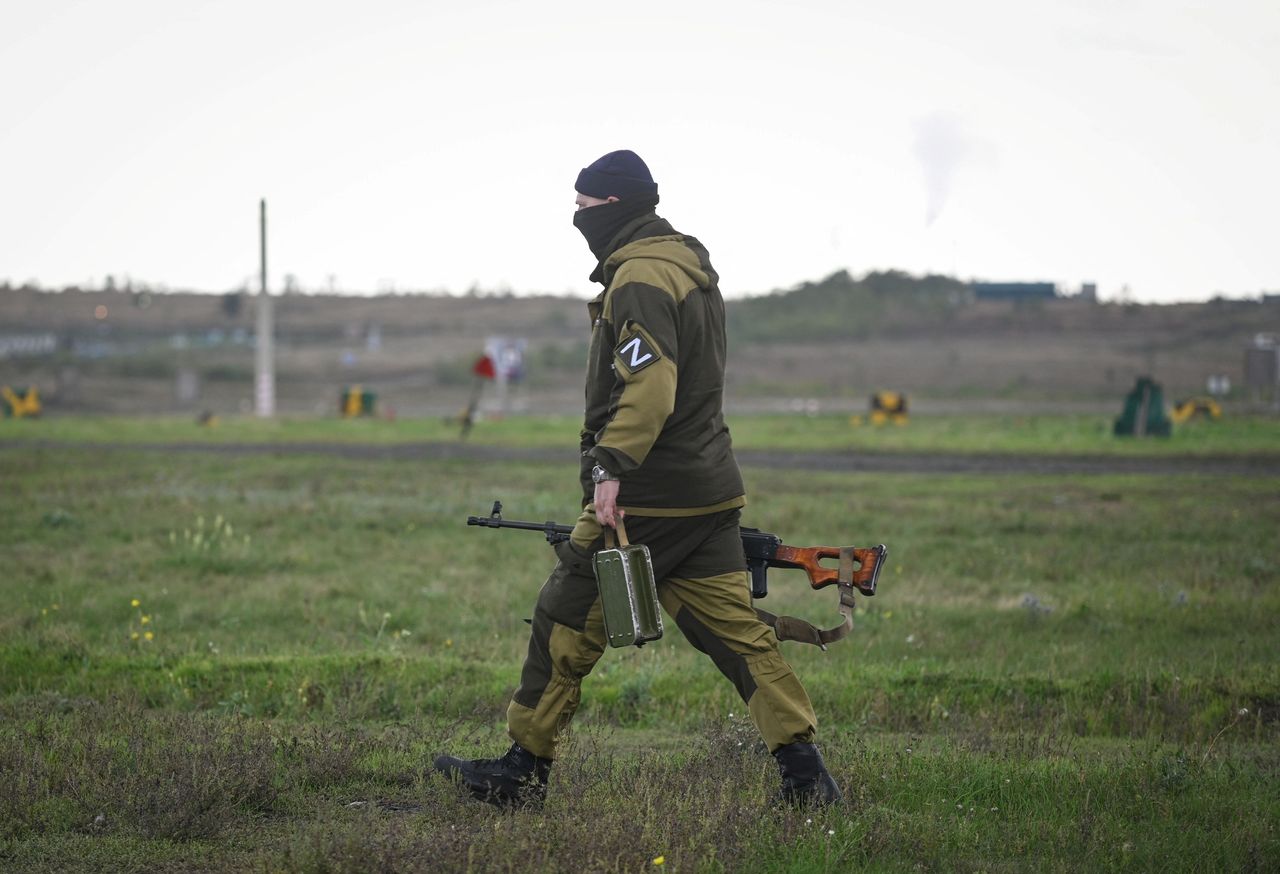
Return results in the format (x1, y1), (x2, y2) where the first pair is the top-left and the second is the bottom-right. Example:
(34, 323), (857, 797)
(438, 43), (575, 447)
(754, 546), (859, 651)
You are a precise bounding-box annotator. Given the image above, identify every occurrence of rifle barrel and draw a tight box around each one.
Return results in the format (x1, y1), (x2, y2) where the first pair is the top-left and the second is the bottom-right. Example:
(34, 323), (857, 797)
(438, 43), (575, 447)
(466, 516), (574, 535)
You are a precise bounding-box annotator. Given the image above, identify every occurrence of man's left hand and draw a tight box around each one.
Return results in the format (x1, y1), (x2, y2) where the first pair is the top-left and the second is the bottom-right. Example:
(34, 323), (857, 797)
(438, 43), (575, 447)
(593, 479), (623, 528)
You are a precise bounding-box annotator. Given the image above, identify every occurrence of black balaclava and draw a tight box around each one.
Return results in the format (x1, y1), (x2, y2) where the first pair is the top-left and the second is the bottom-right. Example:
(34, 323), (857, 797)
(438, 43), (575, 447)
(573, 150), (661, 263)
(573, 194), (660, 262)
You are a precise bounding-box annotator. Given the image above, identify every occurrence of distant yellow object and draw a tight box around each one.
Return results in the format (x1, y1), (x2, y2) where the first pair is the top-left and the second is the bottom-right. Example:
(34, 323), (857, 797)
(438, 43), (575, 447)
(344, 385), (363, 418)
(340, 385), (376, 417)
(869, 391), (908, 426)
(1, 385), (41, 418)
(1171, 396), (1222, 424)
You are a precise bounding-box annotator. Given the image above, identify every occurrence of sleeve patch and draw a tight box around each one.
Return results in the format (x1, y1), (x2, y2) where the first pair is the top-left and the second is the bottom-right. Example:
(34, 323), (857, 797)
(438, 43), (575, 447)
(613, 329), (661, 375)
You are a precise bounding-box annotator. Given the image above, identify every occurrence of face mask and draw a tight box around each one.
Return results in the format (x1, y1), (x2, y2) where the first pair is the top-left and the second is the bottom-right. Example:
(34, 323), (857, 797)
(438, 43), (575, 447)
(573, 195), (660, 262)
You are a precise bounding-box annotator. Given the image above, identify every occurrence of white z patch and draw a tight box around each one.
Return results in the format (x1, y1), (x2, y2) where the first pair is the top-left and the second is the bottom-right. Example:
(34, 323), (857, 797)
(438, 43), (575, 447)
(614, 333), (659, 374)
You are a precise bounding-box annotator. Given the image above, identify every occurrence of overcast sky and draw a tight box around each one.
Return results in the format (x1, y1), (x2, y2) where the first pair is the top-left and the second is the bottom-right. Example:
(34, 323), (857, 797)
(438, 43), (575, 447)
(2, 0), (1276, 303)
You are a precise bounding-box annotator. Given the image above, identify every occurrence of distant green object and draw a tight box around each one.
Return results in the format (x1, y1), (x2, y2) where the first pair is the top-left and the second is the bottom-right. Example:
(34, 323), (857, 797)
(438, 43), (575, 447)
(1114, 376), (1171, 437)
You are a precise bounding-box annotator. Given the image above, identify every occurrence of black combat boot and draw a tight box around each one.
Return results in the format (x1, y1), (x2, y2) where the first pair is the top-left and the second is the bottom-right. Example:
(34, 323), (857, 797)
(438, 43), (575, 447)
(773, 742), (842, 806)
(432, 743), (552, 807)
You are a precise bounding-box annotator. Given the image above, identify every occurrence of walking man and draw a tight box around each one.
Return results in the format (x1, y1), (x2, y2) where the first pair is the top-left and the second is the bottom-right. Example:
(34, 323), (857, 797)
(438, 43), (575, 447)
(433, 150), (839, 807)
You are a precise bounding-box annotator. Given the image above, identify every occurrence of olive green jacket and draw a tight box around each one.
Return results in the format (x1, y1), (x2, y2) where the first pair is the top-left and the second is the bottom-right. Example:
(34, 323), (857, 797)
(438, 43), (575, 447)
(579, 214), (745, 515)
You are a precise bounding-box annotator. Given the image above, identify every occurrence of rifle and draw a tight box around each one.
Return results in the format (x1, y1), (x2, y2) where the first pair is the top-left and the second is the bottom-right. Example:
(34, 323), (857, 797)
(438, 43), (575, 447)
(467, 501), (887, 649)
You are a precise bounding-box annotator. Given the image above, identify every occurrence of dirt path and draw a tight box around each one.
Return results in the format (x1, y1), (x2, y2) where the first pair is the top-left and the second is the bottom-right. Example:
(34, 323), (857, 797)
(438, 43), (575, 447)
(4, 439), (1279, 476)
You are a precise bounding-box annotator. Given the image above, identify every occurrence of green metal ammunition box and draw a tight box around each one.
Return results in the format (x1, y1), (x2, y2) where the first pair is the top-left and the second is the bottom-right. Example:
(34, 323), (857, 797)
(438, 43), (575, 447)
(593, 542), (663, 648)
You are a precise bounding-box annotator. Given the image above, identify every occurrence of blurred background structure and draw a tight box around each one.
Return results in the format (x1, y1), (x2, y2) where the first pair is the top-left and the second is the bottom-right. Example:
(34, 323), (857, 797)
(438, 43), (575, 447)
(2, 273), (1276, 419)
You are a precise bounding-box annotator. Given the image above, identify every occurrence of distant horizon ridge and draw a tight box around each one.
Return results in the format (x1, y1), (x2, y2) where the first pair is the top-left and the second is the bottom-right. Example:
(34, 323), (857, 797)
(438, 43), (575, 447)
(2, 268), (1272, 306)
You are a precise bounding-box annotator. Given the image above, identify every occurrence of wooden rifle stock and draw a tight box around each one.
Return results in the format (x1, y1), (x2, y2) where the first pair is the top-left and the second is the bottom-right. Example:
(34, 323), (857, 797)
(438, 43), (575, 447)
(740, 528), (884, 599)
(770, 544), (884, 596)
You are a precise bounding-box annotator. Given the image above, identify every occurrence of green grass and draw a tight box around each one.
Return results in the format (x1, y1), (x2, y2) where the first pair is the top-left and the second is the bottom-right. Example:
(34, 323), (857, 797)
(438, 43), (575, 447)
(731, 411), (1280, 456)
(1, 434), (1278, 871)
(3, 410), (1279, 456)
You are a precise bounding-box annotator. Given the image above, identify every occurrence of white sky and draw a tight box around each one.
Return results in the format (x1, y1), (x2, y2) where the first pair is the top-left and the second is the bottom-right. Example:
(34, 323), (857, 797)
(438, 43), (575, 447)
(2, 0), (1277, 302)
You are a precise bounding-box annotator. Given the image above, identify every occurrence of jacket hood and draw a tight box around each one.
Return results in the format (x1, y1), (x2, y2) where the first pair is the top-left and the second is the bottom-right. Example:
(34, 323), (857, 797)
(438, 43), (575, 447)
(600, 234), (717, 291)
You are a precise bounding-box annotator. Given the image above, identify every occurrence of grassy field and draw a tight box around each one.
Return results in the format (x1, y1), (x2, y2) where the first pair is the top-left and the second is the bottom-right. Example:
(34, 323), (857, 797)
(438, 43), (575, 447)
(3, 410), (1279, 456)
(2, 418), (1278, 872)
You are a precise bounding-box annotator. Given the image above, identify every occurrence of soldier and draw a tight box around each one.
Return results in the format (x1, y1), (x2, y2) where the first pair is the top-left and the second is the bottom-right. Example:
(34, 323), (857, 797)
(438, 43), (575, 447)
(433, 150), (839, 807)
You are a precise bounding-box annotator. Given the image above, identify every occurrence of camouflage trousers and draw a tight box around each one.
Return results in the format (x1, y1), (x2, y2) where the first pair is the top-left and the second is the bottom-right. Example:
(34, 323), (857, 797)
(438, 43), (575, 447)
(507, 507), (818, 760)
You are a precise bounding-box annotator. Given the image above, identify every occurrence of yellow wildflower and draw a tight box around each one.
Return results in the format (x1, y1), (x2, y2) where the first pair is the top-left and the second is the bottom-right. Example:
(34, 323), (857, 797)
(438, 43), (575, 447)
(131, 598), (141, 607)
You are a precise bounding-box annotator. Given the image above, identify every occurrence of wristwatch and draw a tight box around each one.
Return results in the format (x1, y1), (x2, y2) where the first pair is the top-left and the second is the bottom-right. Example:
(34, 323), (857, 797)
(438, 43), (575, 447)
(590, 464), (619, 484)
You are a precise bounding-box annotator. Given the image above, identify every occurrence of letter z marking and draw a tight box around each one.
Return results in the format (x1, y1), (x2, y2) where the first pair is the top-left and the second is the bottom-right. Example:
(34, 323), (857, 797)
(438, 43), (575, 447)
(614, 333), (659, 374)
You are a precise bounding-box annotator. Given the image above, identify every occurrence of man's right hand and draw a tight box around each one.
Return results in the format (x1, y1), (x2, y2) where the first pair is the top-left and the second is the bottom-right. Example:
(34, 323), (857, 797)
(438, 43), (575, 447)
(593, 479), (623, 528)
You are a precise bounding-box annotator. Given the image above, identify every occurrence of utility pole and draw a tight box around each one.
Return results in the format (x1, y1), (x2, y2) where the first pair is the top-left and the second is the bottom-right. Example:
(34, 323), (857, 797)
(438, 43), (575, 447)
(254, 198), (275, 417)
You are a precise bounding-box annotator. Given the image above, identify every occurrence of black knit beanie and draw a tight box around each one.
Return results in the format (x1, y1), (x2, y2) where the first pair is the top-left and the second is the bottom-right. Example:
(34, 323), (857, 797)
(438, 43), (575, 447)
(575, 150), (658, 199)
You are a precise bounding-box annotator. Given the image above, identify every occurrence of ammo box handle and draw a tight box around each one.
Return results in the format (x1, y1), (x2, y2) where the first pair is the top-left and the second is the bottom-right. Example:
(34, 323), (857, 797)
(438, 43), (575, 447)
(603, 517), (631, 550)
